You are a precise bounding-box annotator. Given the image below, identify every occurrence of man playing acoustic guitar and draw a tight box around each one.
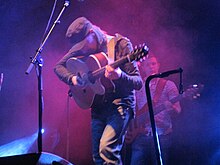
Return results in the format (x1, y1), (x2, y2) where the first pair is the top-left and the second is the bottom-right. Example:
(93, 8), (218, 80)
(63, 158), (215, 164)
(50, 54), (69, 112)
(54, 17), (146, 165)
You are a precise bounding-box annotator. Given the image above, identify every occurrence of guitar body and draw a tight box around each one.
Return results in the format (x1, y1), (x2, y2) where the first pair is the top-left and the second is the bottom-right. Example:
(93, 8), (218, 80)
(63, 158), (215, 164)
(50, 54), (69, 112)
(125, 118), (146, 144)
(66, 52), (109, 109)
(125, 105), (149, 144)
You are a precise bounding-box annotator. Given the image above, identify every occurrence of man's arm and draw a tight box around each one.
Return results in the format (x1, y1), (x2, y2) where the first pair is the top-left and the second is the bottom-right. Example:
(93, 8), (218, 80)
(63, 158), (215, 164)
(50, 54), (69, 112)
(115, 38), (143, 90)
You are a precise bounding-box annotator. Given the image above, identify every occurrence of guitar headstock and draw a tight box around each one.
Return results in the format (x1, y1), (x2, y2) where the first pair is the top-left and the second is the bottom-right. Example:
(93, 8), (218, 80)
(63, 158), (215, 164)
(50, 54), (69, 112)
(130, 44), (149, 62)
(183, 83), (204, 100)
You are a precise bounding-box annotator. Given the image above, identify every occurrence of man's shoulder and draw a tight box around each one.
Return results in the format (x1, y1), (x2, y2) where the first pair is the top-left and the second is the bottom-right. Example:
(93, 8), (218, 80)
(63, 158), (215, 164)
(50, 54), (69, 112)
(165, 79), (176, 86)
(114, 33), (132, 51)
(164, 79), (178, 91)
(114, 33), (130, 42)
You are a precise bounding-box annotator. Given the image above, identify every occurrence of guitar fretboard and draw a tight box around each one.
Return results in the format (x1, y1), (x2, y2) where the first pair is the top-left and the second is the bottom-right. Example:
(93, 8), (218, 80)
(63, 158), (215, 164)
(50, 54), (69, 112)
(91, 55), (131, 79)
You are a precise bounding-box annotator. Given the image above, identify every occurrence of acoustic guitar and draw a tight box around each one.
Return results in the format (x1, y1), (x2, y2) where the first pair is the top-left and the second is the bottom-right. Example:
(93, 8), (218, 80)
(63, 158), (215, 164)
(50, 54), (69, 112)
(66, 44), (149, 109)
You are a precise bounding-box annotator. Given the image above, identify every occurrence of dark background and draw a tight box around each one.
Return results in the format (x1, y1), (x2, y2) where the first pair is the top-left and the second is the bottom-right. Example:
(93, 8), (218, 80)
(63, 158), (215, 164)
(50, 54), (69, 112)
(0, 0), (219, 164)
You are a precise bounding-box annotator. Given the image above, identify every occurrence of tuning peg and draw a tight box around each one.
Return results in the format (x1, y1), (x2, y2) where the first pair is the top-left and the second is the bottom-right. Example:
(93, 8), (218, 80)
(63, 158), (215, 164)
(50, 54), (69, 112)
(139, 58), (144, 63)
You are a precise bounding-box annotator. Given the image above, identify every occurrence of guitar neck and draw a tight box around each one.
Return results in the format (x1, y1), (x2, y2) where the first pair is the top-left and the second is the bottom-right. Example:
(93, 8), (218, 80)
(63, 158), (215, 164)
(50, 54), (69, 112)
(170, 94), (182, 104)
(91, 55), (130, 79)
(137, 93), (183, 121)
(90, 45), (149, 80)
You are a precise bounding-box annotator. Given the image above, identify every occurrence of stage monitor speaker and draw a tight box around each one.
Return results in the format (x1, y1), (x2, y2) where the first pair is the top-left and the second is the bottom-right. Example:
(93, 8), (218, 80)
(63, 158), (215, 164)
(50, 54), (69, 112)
(0, 152), (74, 165)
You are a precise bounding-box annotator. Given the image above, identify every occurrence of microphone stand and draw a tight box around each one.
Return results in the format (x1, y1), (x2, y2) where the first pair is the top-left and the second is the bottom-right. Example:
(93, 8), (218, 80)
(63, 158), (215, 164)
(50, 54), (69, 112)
(145, 68), (183, 165)
(25, 1), (69, 153)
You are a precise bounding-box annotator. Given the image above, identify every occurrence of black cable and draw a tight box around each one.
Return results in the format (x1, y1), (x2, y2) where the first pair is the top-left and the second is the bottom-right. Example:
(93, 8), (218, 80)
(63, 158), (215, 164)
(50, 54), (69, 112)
(41, 0), (58, 44)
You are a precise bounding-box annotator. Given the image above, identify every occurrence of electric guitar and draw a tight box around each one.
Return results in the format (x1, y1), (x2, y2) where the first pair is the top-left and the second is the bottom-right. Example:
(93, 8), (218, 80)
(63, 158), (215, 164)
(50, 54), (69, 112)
(66, 44), (149, 109)
(125, 83), (204, 144)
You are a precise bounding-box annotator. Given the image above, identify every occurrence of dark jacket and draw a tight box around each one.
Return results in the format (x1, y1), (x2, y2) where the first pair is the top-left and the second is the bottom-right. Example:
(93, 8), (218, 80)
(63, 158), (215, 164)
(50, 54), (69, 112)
(54, 33), (142, 111)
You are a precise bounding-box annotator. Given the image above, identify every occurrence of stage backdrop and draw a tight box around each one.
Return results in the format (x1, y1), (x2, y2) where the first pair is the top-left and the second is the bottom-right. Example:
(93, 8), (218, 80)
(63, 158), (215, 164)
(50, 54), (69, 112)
(0, 0), (220, 165)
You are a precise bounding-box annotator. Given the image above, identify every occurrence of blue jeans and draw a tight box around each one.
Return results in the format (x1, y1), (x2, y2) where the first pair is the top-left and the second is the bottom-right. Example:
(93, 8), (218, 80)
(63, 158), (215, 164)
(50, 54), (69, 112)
(130, 134), (171, 165)
(91, 104), (132, 165)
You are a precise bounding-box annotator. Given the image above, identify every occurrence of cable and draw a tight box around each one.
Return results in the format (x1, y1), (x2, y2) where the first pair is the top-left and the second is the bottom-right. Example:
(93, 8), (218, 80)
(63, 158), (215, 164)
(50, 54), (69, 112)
(41, 0), (58, 44)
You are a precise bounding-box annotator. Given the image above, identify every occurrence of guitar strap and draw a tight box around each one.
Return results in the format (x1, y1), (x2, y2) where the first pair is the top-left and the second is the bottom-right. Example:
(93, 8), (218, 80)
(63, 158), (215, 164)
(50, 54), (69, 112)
(101, 36), (116, 93)
(107, 36), (115, 64)
(153, 78), (167, 104)
(137, 79), (167, 116)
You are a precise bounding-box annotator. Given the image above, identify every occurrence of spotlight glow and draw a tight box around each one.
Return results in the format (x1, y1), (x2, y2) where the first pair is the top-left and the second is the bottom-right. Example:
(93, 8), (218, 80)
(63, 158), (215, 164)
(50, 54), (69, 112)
(0, 133), (38, 157)
(41, 128), (45, 134)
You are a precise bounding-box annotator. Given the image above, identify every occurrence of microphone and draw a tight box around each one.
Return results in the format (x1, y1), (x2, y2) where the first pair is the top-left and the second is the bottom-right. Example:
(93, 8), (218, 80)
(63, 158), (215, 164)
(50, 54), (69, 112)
(64, 0), (70, 7)
(0, 73), (3, 91)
